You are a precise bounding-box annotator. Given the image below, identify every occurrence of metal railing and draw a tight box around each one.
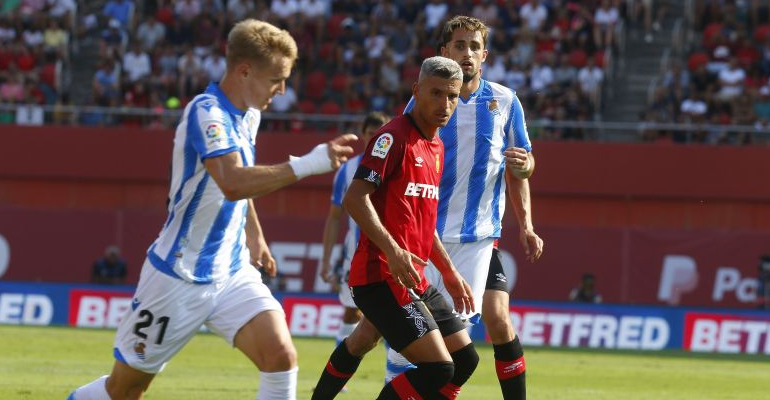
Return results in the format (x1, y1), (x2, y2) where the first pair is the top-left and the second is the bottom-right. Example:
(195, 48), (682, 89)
(1, 103), (768, 142)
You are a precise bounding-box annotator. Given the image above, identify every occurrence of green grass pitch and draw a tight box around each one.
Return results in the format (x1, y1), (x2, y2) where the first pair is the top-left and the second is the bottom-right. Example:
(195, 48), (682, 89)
(1, 325), (768, 399)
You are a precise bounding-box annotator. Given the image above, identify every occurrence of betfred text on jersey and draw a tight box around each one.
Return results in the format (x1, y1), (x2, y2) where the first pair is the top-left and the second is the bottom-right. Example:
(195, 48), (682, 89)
(404, 182), (439, 199)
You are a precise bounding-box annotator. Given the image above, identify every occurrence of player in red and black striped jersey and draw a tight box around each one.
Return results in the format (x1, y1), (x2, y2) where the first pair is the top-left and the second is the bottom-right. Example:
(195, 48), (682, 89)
(312, 57), (479, 400)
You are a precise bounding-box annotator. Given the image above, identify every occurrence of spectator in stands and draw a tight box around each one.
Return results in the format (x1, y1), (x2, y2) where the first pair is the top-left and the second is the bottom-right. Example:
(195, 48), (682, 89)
(136, 14), (165, 50)
(202, 48), (226, 81)
(387, 18), (416, 65)
(177, 45), (202, 98)
(46, 0), (77, 29)
(553, 53), (578, 89)
(270, 0), (298, 23)
(103, 0), (134, 30)
(0, 70), (24, 102)
(471, 0), (498, 26)
(100, 18), (128, 58)
(22, 16), (44, 50)
(662, 61), (690, 90)
(422, 0), (447, 31)
(122, 41), (151, 83)
(43, 18), (68, 60)
(520, 0), (548, 32)
(226, 0), (254, 25)
(175, 0), (202, 26)
(569, 273), (602, 303)
(716, 57), (746, 102)
(578, 56), (604, 109)
(91, 245), (127, 285)
(593, 0), (619, 49)
(93, 59), (120, 103)
(680, 91), (708, 124)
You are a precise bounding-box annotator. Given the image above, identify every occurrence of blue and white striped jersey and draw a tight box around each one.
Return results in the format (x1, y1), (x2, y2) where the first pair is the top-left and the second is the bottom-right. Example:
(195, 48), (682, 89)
(147, 82), (261, 284)
(330, 154), (362, 259)
(406, 79), (532, 243)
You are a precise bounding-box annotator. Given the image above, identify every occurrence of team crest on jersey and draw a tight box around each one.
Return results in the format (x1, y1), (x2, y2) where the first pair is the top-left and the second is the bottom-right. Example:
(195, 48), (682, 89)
(205, 123), (224, 139)
(488, 99), (501, 115)
(134, 342), (146, 360)
(371, 133), (393, 159)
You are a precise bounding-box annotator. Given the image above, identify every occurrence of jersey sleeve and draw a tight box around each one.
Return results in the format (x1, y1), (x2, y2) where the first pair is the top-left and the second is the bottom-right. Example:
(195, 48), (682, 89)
(330, 162), (348, 206)
(353, 130), (404, 188)
(188, 101), (239, 160)
(505, 91), (533, 152)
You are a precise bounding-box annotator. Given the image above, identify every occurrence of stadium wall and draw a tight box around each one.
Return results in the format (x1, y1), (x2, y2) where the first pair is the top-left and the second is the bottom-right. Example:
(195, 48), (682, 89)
(1, 281), (768, 355)
(1, 127), (769, 309)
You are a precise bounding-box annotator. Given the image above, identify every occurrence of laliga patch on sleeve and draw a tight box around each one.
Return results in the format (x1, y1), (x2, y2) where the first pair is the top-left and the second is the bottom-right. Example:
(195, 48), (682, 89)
(371, 133), (393, 159)
(205, 122), (224, 144)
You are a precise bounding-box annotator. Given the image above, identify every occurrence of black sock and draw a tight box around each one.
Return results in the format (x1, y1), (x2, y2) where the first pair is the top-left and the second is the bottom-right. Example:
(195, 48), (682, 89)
(311, 339), (362, 400)
(493, 336), (526, 400)
(377, 361), (454, 400)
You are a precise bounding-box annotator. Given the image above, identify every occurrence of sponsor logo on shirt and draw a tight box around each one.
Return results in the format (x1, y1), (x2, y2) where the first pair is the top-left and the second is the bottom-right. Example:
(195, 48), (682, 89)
(371, 133), (393, 159)
(404, 182), (439, 199)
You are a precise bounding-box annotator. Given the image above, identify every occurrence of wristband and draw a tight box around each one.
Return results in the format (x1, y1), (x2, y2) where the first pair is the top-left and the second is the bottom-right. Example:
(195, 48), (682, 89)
(288, 143), (332, 179)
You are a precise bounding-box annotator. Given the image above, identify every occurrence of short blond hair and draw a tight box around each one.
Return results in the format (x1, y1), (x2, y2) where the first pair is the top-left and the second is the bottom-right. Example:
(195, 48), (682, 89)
(226, 19), (298, 69)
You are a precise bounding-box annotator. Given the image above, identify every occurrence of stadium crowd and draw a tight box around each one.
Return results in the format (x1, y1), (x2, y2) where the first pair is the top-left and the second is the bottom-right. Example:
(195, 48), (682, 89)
(0, 0), (626, 134)
(644, 0), (770, 145)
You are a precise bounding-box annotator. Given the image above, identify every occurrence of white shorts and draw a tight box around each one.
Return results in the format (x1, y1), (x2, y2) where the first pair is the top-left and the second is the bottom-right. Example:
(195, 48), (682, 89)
(114, 259), (283, 374)
(423, 238), (495, 320)
(337, 256), (356, 308)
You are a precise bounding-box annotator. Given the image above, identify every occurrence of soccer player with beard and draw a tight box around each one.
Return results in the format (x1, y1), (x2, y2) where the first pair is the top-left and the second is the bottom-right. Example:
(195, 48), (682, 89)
(311, 56), (480, 400)
(389, 15), (545, 400)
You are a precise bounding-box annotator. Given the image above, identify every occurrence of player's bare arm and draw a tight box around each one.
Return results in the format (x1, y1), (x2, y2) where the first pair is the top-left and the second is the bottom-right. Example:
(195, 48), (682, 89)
(504, 147), (535, 180)
(505, 170), (543, 263)
(320, 204), (343, 284)
(245, 199), (277, 276)
(429, 232), (475, 314)
(204, 134), (357, 200)
(343, 179), (425, 288)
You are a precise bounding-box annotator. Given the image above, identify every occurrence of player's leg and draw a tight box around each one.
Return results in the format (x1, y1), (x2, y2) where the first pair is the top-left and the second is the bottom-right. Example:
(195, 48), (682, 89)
(206, 266), (297, 400)
(422, 285), (480, 400)
(69, 262), (209, 400)
(336, 258), (362, 345)
(369, 283), (459, 400)
(312, 316), (381, 400)
(483, 248), (526, 400)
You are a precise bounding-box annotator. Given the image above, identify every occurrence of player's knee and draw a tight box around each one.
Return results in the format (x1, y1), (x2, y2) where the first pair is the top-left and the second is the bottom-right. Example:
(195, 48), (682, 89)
(484, 311), (514, 340)
(414, 361), (455, 391)
(450, 344), (479, 386)
(261, 342), (297, 371)
(345, 326), (379, 356)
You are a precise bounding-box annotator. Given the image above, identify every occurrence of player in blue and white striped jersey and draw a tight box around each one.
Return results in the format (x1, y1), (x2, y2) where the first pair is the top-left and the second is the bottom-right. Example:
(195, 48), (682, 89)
(68, 19), (356, 400)
(388, 16), (544, 400)
(319, 112), (390, 348)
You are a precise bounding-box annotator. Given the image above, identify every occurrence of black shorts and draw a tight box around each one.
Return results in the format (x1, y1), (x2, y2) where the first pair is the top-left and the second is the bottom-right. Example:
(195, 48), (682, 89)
(352, 282), (466, 352)
(485, 248), (509, 292)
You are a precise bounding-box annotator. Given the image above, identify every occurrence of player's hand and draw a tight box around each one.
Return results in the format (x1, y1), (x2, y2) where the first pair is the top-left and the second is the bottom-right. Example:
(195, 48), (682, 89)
(251, 237), (277, 276)
(443, 269), (475, 314)
(320, 261), (334, 283)
(327, 134), (358, 169)
(386, 248), (424, 288)
(520, 228), (544, 263)
(504, 147), (530, 173)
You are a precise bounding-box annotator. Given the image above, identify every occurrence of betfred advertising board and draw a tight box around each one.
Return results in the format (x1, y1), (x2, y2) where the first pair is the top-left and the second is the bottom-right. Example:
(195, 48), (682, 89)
(2, 281), (769, 355)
